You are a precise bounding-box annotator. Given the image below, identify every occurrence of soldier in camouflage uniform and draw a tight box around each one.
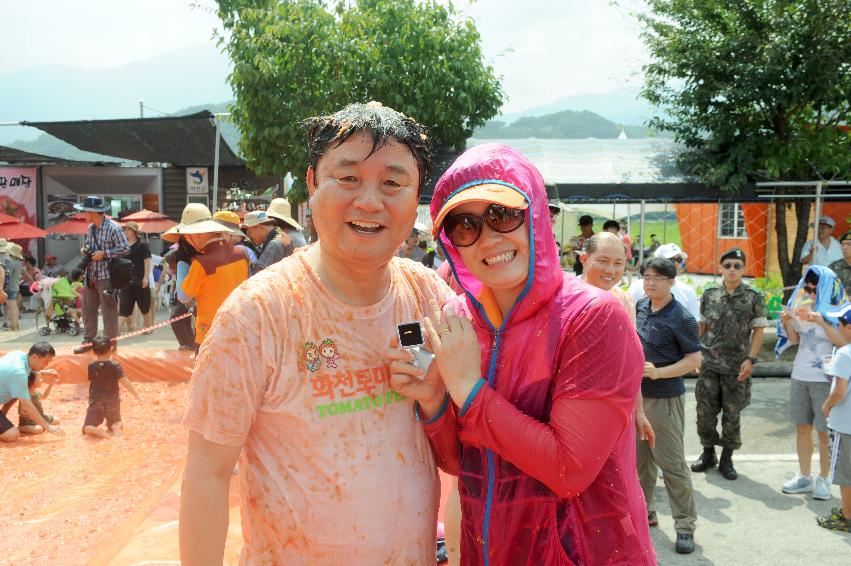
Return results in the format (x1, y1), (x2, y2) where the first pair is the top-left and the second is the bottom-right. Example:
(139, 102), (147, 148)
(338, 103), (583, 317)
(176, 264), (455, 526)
(828, 232), (851, 292)
(691, 248), (769, 480)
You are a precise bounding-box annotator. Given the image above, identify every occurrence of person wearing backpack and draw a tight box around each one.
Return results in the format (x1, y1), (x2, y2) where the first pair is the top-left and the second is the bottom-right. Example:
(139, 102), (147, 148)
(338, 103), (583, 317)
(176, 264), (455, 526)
(75, 195), (129, 353)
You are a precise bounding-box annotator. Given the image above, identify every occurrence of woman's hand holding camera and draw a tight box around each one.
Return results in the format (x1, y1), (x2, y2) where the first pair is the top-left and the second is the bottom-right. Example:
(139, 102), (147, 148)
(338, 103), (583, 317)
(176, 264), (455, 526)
(423, 299), (482, 407)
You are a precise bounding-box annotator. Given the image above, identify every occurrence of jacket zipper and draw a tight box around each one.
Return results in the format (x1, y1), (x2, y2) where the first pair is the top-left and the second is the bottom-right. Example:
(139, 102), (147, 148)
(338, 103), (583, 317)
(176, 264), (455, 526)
(482, 328), (501, 566)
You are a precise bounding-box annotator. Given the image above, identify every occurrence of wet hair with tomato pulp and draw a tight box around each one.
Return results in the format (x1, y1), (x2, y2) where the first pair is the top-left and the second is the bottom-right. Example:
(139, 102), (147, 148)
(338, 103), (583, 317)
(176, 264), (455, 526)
(301, 102), (433, 195)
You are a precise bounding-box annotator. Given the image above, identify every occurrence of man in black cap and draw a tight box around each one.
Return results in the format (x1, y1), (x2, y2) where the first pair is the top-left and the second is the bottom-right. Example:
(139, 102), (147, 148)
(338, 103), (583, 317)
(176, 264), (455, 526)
(829, 231), (851, 293)
(570, 215), (594, 275)
(75, 196), (129, 351)
(691, 248), (769, 479)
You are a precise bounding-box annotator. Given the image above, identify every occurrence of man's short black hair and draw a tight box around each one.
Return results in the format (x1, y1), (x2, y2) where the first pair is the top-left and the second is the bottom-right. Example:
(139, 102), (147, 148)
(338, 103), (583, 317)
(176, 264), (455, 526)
(602, 220), (620, 232)
(92, 335), (114, 356)
(641, 257), (677, 279)
(301, 102), (432, 193)
(70, 268), (84, 282)
(804, 270), (820, 287)
(578, 215), (594, 226)
(28, 341), (55, 358)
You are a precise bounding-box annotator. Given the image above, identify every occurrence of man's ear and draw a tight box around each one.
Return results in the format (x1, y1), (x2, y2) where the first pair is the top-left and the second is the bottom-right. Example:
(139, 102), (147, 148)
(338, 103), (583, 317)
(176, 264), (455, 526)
(306, 167), (316, 197)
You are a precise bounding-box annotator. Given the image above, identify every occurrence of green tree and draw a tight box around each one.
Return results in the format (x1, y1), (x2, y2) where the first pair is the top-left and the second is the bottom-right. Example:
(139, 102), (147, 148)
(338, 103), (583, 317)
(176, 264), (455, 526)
(215, 0), (504, 205)
(638, 0), (851, 293)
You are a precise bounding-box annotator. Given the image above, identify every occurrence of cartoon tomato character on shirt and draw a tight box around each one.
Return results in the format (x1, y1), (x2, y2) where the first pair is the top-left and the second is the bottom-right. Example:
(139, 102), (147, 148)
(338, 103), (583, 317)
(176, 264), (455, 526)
(303, 342), (321, 372)
(319, 338), (341, 369)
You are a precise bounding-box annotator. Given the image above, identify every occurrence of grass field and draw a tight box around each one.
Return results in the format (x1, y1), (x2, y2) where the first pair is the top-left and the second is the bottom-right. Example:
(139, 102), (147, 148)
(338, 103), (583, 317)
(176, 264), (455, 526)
(630, 219), (681, 249)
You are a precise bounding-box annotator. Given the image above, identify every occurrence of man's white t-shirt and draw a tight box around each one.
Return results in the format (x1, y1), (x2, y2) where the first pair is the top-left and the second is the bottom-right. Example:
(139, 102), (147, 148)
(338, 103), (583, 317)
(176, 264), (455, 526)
(827, 345), (851, 435)
(801, 237), (843, 267)
(628, 278), (701, 322)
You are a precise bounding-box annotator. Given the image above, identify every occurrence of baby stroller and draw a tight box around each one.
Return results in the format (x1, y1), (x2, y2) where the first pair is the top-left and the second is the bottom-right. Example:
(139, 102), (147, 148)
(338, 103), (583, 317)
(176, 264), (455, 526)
(40, 301), (80, 336)
(39, 279), (81, 336)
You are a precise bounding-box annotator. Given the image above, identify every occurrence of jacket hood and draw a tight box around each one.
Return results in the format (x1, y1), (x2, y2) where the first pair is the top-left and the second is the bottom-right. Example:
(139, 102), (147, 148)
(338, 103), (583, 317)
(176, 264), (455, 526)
(430, 143), (561, 328)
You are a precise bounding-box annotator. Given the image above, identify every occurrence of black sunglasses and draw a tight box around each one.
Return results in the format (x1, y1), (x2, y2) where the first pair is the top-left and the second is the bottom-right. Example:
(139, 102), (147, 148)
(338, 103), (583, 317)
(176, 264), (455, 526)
(443, 204), (525, 247)
(721, 262), (744, 270)
(803, 284), (818, 294)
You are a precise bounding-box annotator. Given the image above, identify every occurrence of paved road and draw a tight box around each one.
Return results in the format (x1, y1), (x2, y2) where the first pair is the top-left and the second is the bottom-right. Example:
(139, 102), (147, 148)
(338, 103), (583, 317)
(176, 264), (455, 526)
(2, 309), (849, 564)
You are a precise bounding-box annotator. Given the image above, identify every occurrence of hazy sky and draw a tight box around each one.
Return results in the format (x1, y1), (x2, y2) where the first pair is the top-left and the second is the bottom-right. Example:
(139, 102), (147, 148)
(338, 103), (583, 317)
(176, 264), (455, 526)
(4, 0), (649, 114)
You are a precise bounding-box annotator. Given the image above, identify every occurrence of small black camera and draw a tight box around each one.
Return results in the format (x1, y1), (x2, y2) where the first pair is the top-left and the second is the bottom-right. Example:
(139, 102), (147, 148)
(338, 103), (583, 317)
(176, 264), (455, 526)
(397, 321), (425, 347)
(397, 321), (434, 373)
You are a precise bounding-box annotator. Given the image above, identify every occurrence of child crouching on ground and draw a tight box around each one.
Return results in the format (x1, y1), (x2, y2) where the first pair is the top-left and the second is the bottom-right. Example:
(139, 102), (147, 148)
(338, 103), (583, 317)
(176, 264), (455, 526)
(820, 304), (851, 532)
(18, 371), (59, 434)
(82, 336), (140, 438)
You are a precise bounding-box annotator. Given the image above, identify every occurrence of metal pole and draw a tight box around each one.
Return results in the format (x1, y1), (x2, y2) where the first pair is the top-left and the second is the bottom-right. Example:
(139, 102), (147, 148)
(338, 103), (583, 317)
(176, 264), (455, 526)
(812, 180), (823, 261)
(663, 202), (668, 242)
(764, 203), (773, 278)
(639, 199), (646, 266)
(212, 115), (221, 212)
(139, 100), (144, 118)
(712, 200), (721, 284)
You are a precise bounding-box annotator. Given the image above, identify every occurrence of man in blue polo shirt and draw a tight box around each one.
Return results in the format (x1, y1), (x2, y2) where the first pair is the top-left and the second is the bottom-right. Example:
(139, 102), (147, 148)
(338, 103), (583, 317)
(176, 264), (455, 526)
(635, 256), (702, 555)
(0, 342), (65, 441)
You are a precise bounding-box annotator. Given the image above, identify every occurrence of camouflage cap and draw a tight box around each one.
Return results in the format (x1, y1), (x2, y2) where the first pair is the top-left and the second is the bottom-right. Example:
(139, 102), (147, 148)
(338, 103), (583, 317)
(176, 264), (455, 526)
(720, 247), (746, 264)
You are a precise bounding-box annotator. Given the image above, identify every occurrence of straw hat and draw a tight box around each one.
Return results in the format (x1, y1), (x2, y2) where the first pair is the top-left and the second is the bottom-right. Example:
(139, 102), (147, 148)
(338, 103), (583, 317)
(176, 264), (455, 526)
(0, 238), (12, 255)
(266, 198), (303, 231)
(124, 221), (141, 233)
(162, 203), (244, 243)
(8, 243), (24, 261)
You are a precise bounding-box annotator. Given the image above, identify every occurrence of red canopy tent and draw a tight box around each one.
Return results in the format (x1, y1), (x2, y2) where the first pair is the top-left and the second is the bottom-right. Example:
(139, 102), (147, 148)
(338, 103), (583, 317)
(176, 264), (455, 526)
(47, 213), (111, 236)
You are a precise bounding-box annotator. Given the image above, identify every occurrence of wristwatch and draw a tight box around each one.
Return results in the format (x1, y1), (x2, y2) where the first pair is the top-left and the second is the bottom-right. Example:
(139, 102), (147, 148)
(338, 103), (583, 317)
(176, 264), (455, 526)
(747, 356), (759, 364)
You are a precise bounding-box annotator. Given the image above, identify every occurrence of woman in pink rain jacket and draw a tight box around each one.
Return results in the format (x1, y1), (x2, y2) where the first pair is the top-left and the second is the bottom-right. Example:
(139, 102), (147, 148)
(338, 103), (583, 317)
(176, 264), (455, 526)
(421, 144), (656, 565)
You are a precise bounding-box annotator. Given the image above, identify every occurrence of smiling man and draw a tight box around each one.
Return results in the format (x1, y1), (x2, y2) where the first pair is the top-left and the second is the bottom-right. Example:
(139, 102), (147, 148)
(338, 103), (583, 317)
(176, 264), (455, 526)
(179, 102), (456, 565)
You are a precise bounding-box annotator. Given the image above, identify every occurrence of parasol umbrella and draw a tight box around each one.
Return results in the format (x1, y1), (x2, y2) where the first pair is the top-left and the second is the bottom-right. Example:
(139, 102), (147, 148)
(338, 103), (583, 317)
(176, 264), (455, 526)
(46, 213), (108, 236)
(119, 209), (177, 234)
(0, 212), (21, 224)
(0, 220), (48, 239)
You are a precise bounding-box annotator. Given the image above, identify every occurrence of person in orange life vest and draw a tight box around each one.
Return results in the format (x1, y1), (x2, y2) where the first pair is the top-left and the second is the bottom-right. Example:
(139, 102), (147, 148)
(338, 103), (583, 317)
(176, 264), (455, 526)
(162, 204), (249, 352)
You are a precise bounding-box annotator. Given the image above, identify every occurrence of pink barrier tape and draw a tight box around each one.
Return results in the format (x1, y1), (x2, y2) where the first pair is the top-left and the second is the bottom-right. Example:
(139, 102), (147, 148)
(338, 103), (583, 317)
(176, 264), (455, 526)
(60, 312), (193, 353)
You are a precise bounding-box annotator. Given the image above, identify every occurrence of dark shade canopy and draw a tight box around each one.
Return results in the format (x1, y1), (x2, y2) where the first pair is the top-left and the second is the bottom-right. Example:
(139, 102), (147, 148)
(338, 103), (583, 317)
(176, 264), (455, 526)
(551, 182), (759, 203)
(24, 111), (244, 167)
(0, 145), (117, 166)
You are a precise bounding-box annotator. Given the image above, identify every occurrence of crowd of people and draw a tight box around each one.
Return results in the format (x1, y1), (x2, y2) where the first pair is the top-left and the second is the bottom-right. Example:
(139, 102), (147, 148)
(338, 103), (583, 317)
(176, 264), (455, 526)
(1, 101), (850, 565)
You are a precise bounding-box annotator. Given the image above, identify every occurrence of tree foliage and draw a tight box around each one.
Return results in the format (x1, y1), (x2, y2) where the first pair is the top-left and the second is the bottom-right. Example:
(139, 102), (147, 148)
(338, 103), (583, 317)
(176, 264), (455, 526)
(215, 0), (504, 204)
(638, 0), (851, 289)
